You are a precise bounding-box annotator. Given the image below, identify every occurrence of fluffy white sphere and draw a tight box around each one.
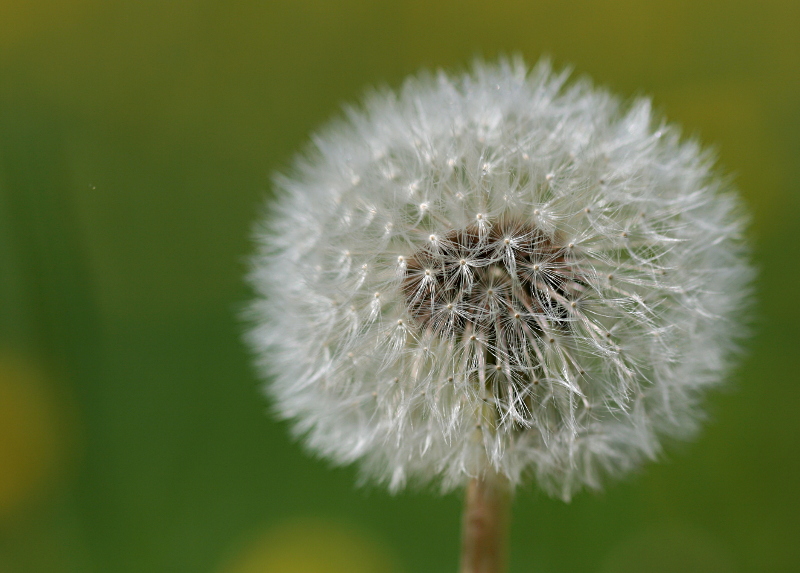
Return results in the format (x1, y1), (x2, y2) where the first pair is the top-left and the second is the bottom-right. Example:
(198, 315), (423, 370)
(247, 58), (752, 500)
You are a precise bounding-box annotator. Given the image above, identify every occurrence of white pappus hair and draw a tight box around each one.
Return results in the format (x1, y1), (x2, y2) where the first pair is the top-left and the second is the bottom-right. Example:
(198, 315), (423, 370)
(246, 57), (753, 501)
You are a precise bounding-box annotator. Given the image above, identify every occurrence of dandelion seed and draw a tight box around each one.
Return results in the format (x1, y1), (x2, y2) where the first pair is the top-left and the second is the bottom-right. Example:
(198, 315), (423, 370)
(246, 57), (753, 573)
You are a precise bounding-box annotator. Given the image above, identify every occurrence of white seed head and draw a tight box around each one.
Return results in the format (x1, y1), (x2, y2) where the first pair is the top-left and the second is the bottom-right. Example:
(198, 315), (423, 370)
(246, 58), (753, 500)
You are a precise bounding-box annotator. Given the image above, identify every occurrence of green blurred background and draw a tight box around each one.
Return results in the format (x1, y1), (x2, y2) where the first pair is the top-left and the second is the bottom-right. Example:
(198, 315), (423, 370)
(1, 1), (798, 572)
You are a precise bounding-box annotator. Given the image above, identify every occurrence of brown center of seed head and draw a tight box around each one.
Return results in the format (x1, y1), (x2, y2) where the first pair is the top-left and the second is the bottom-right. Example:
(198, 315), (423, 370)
(402, 219), (580, 344)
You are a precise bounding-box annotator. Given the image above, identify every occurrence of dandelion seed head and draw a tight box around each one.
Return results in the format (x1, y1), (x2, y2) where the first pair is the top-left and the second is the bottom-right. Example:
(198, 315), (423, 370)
(247, 58), (753, 500)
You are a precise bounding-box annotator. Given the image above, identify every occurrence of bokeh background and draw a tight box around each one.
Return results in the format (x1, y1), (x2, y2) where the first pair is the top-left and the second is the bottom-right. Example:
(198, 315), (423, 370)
(1, 1), (799, 572)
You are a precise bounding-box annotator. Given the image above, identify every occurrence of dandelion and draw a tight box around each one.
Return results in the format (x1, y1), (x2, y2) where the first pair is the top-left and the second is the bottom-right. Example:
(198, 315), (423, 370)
(246, 58), (753, 572)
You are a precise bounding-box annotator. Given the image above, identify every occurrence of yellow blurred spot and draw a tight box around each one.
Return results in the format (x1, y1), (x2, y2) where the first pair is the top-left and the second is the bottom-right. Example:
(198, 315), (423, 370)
(0, 352), (69, 523)
(0, 0), (90, 53)
(219, 518), (400, 573)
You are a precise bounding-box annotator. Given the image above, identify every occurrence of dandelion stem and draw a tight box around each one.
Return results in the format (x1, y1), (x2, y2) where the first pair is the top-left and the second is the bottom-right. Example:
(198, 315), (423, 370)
(459, 471), (511, 573)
